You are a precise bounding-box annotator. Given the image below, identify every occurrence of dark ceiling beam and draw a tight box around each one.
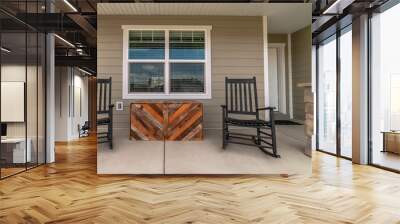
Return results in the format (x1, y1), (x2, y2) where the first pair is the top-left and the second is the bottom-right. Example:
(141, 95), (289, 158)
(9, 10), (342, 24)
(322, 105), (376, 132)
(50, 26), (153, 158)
(312, 15), (335, 34)
(67, 13), (97, 45)
(13, 12), (82, 32)
(55, 55), (96, 71)
(86, 0), (97, 12)
(0, 8), (38, 31)
(322, 0), (356, 14)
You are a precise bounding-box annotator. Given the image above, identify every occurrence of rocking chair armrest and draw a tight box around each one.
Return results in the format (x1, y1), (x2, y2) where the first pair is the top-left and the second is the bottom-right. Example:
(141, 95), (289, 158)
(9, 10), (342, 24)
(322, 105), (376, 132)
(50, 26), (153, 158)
(109, 104), (115, 108)
(221, 105), (228, 117)
(256, 106), (276, 111)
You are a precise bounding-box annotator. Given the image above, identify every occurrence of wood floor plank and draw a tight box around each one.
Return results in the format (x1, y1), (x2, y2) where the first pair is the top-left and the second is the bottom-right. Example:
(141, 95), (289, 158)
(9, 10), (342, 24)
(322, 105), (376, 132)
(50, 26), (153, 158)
(0, 136), (399, 223)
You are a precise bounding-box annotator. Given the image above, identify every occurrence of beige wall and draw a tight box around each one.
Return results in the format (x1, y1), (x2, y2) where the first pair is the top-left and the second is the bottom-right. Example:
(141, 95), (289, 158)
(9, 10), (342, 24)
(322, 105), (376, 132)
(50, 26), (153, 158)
(291, 25), (312, 121)
(97, 15), (265, 131)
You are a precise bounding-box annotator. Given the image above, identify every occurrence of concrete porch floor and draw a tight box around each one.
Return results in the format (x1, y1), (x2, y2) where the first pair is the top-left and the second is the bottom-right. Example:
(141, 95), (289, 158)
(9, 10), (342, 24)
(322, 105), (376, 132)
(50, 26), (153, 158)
(98, 126), (311, 175)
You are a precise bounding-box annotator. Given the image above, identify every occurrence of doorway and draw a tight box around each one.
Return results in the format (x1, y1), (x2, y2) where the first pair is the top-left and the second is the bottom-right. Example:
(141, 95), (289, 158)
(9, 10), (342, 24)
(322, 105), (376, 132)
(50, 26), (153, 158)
(268, 44), (287, 119)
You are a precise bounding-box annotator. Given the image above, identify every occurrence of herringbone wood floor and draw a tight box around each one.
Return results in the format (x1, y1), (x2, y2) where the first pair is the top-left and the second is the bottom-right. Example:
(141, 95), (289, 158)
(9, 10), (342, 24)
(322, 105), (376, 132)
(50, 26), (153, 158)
(1, 136), (400, 224)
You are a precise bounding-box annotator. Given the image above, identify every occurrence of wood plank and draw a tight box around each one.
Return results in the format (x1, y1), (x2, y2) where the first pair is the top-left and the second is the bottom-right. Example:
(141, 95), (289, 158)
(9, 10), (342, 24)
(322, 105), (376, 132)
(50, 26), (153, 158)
(130, 102), (203, 141)
(1, 137), (400, 223)
(166, 103), (203, 141)
(130, 103), (164, 140)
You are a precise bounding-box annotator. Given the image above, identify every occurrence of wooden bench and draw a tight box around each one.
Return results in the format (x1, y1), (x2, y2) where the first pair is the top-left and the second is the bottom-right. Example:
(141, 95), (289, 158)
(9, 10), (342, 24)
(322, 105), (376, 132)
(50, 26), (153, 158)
(130, 101), (203, 141)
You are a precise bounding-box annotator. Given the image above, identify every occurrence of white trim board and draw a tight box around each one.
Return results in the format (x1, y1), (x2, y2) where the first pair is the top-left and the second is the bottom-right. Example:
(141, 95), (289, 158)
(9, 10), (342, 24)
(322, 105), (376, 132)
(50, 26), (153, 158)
(263, 16), (270, 119)
(288, 33), (294, 119)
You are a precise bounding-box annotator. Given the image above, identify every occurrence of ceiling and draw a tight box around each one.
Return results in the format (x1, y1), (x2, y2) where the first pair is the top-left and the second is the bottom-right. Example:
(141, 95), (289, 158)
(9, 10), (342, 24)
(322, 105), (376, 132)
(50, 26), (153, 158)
(1, 0), (389, 73)
(98, 3), (312, 33)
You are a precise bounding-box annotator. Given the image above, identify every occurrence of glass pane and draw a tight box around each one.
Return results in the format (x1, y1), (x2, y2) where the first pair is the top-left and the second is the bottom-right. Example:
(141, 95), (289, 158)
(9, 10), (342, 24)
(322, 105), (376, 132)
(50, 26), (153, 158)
(38, 33), (46, 165)
(129, 30), (165, 59)
(340, 28), (352, 158)
(170, 63), (205, 93)
(1, 31), (27, 178)
(318, 36), (337, 154)
(170, 31), (205, 60)
(129, 63), (164, 93)
(27, 31), (38, 169)
(370, 3), (400, 171)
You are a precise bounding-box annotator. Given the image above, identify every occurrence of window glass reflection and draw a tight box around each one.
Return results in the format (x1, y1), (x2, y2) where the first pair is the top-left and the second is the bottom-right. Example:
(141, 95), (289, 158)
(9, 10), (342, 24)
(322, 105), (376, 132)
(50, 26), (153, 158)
(318, 36), (337, 154)
(170, 63), (205, 93)
(340, 28), (352, 158)
(371, 3), (400, 171)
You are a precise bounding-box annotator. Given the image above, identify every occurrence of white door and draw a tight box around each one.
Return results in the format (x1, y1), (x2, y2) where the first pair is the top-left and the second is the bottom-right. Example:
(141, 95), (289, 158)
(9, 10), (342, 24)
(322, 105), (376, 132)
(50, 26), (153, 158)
(268, 48), (279, 111)
(72, 87), (82, 138)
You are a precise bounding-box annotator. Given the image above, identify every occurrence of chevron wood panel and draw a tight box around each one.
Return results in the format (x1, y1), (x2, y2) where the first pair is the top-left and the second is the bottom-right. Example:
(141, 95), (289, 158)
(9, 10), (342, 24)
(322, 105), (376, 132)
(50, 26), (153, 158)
(1, 136), (400, 223)
(131, 102), (203, 141)
(166, 103), (203, 141)
(130, 103), (166, 140)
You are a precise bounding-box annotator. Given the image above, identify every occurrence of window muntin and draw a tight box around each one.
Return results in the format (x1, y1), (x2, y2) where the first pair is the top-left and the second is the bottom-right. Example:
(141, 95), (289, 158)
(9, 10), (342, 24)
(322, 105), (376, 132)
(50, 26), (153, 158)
(123, 26), (211, 99)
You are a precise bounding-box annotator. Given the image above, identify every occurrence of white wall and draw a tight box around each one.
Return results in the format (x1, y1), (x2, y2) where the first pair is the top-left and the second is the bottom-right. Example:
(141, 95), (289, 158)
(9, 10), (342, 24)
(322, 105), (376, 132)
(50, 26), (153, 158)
(55, 67), (89, 141)
(1, 65), (34, 137)
(1, 63), (46, 164)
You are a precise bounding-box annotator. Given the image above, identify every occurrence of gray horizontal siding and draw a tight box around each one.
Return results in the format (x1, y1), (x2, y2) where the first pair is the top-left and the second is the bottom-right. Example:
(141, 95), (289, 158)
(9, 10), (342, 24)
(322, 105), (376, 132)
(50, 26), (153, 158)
(97, 15), (264, 130)
(291, 25), (311, 121)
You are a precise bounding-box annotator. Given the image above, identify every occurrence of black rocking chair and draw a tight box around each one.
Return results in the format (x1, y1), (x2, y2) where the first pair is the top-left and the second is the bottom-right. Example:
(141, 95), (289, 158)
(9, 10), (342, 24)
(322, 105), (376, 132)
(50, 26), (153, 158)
(97, 77), (114, 149)
(221, 77), (280, 158)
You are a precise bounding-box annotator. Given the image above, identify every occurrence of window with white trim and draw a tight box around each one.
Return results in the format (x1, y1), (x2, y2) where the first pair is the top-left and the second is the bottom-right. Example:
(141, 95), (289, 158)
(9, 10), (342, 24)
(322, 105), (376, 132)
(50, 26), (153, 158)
(122, 26), (212, 99)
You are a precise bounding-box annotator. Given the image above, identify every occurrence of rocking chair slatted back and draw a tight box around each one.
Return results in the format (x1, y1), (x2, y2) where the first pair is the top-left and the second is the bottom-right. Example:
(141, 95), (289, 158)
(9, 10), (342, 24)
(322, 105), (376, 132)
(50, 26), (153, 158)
(97, 77), (112, 114)
(225, 77), (259, 116)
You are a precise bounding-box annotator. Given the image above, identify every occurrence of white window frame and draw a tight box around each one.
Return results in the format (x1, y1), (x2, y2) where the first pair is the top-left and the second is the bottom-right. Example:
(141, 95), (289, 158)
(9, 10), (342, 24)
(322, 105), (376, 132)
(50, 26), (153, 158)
(122, 25), (212, 99)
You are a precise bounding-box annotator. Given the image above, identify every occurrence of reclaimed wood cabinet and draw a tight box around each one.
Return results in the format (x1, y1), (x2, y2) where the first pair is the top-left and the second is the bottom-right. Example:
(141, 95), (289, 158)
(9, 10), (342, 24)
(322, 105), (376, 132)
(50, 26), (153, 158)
(130, 101), (203, 141)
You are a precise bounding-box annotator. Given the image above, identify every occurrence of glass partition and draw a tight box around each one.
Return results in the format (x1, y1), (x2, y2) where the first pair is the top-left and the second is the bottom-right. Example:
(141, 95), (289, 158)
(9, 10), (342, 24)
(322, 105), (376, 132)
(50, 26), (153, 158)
(339, 27), (352, 158)
(38, 32), (46, 165)
(27, 31), (38, 169)
(0, 2), (46, 179)
(370, 3), (400, 171)
(1, 31), (28, 177)
(317, 35), (337, 154)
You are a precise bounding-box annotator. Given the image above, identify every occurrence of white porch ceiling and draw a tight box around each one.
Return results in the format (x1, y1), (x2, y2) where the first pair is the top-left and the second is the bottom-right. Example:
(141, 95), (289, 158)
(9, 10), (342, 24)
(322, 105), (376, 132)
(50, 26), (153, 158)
(97, 3), (311, 34)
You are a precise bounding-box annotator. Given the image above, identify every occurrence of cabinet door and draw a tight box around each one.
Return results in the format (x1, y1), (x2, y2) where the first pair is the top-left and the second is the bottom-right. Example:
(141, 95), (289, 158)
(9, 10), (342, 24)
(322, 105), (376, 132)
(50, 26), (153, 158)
(130, 103), (166, 140)
(166, 103), (203, 141)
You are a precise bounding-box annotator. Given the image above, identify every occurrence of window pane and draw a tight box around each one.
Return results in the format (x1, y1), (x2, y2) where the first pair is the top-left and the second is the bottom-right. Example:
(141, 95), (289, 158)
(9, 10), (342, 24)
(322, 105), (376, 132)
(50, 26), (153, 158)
(317, 36), (337, 154)
(170, 63), (204, 93)
(129, 30), (165, 59)
(170, 31), (205, 60)
(340, 28), (352, 158)
(370, 3), (400, 171)
(129, 63), (164, 93)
